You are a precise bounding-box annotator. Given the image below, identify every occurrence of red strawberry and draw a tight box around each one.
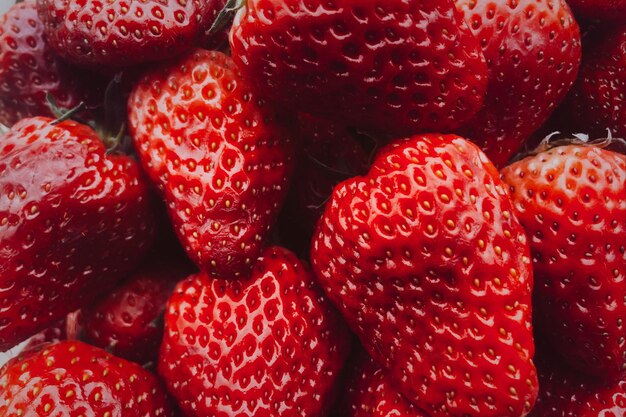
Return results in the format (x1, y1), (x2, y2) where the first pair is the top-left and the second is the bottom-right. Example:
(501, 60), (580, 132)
(279, 114), (371, 254)
(0, 340), (174, 417)
(553, 25), (626, 139)
(0, 0), (100, 127)
(81, 253), (194, 365)
(311, 134), (538, 417)
(565, 0), (626, 20)
(0, 116), (155, 352)
(454, 0), (581, 167)
(37, 0), (225, 68)
(501, 142), (626, 380)
(337, 349), (427, 417)
(229, 0), (488, 136)
(159, 246), (351, 417)
(528, 348), (626, 416)
(128, 49), (295, 277)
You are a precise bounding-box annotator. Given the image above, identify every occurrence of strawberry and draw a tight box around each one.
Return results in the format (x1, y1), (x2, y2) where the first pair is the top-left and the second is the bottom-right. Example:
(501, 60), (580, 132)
(501, 142), (626, 380)
(311, 134), (538, 417)
(229, 0), (488, 136)
(553, 25), (626, 139)
(279, 114), (371, 254)
(0, 116), (155, 352)
(128, 49), (295, 278)
(565, 0), (626, 20)
(0, 340), (174, 417)
(81, 253), (194, 365)
(159, 246), (351, 417)
(337, 349), (427, 417)
(37, 0), (225, 68)
(528, 348), (626, 416)
(0, 0), (100, 127)
(455, 0), (581, 167)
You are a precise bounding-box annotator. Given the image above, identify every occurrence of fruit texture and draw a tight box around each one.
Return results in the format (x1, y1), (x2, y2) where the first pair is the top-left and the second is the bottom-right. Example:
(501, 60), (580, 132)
(0, 117), (155, 352)
(0, 341), (174, 417)
(455, 0), (581, 167)
(565, 0), (626, 20)
(230, 0), (488, 136)
(502, 143), (626, 379)
(129, 49), (294, 278)
(159, 246), (351, 417)
(311, 134), (537, 417)
(36, 0), (225, 68)
(0, 0), (97, 127)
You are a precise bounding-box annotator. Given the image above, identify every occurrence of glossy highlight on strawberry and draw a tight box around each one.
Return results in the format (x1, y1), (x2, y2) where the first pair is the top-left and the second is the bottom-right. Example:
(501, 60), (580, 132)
(159, 246), (351, 417)
(230, 0), (488, 136)
(0, 116), (155, 352)
(0, 341), (174, 417)
(129, 49), (295, 278)
(312, 134), (537, 417)
(502, 143), (626, 379)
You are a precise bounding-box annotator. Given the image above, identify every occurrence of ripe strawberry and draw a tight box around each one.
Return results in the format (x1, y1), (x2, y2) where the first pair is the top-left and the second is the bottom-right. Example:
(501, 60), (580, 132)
(36, 0), (225, 69)
(0, 116), (155, 352)
(0, 341), (174, 417)
(554, 25), (626, 139)
(501, 142), (626, 379)
(565, 0), (626, 20)
(454, 0), (581, 167)
(81, 253), (194, 365)
(528, 348), (626, 416)
(279, 114), (371, 254)
(229, 0), (488, 136)
(0, 0), (99, 127)
(128, 49), (294, 277)
(159, 246), (351, 417)
(311, 134), (538, 417)
(337, 349), (427, 417)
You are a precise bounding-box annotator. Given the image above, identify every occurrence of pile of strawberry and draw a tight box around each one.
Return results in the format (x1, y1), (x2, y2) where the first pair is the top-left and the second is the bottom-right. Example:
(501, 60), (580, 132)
(0, 0), (624, 416)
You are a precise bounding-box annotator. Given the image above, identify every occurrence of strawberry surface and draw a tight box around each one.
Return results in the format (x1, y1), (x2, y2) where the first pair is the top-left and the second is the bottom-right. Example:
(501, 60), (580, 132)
(556, 25), (626, 139)
(0, 1), (99, 127)
(129, 49), (295, 278)
(36, 0), (224, 68)
(0, 117), (155, 352)
(528, 348), (626, 416)
(337, 349), (427, 417)
(82, 253), (193, 365)
(565, 0), (626, 20)
(311, 134), (537, 417)
(230, 0), (488, 136)
(502, 143), (626, 380)
(159, 246), (351, 417)
(0, 340), (174, 417)
(455, 0), (581, 167)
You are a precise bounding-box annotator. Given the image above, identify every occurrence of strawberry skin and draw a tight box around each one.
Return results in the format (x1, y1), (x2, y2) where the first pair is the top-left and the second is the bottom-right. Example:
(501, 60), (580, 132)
(528, 349), (626, 416)
(82, 254), (193, 365)
(230, 0), (488, 136)
(501, 144), (626, 380)
(455, 0), (581, 167)
(0, 117), (155, 352)
(159, 246), (351, 417)
(311, 134), (537, 417)
(337, 350), (427, 417)
(557, 25), (626, 139)
(0, 341), (174, 417)
(0, 1), (98, 127)
(36, 0), (223, 68)
(129, 49), (294, 278)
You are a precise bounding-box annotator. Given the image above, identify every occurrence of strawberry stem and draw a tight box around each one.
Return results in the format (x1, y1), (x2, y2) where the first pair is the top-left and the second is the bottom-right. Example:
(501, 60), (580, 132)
(49, 97), (85, 125)
(208, 0), (245, 35)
